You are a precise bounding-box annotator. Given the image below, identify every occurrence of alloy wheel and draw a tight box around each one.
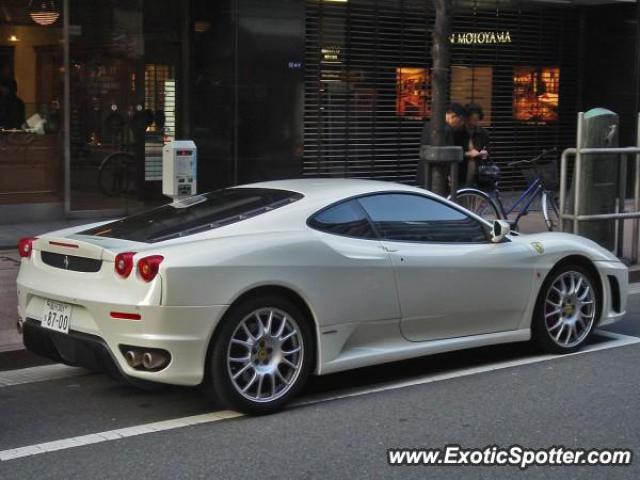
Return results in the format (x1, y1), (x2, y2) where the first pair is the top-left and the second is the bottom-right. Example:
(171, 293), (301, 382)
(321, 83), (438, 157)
(544, 271), (596, 348)
(226, 308), (304, 403)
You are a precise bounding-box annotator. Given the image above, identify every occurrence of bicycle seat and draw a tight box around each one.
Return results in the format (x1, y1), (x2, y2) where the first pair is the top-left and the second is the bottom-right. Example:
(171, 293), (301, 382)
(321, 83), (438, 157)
(476, 164), (501, 189)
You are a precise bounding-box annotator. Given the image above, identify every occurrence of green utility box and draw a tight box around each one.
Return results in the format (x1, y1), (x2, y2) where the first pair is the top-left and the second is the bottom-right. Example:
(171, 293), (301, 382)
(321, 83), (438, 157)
(565, 108), (619, 250)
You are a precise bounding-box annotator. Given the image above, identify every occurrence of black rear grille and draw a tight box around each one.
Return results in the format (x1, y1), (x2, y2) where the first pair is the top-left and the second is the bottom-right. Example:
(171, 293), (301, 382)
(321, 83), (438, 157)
(40, 251), (102, 273)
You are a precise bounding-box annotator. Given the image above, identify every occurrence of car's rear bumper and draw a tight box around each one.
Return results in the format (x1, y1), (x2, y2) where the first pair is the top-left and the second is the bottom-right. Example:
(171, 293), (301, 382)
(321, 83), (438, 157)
(23, 319), (129, 382)
(19, 299), (228, 386)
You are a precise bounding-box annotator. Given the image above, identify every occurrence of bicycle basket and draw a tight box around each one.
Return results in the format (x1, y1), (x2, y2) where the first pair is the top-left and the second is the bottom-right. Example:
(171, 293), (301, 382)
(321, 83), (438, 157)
(477, 164), (500, 188)
(522, 159), (559, 190)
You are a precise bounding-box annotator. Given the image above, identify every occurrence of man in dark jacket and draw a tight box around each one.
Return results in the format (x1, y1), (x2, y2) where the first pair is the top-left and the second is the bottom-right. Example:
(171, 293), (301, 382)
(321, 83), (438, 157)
(0, 78), (26, 129)
(418, 103), (467, 186)
(461, 103), (491, 186)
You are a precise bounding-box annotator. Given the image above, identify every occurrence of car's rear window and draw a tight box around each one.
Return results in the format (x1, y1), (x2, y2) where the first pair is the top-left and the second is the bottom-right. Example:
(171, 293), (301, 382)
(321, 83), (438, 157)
(79, 188), (303, 243)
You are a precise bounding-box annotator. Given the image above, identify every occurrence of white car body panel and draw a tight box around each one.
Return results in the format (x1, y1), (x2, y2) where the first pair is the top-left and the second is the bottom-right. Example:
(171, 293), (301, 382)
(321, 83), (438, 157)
(386, 240), (536, 341)
(16, 179), (628, 385)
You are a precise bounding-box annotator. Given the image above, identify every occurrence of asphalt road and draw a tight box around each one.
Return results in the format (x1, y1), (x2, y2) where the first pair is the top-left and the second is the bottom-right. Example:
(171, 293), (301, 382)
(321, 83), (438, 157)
(0, 294), (639, 479)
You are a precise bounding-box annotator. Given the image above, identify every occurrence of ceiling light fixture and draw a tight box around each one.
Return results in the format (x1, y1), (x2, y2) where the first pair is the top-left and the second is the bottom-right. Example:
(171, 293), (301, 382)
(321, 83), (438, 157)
(29, 0), (60, 26)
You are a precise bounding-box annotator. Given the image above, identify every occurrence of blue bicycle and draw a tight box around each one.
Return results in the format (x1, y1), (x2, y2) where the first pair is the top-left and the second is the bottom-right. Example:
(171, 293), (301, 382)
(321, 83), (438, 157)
(453, 148), (561, 231)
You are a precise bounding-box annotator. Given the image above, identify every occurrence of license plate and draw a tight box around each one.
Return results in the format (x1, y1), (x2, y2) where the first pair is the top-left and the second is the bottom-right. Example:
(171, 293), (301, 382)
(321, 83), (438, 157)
(41, 300), (72, 334)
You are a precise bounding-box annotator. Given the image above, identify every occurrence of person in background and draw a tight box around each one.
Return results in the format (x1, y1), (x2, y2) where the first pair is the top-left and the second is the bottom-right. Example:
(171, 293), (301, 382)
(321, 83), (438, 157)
(418, 103), (467, 186)
(461, 102), (490, 186)
(0, 78), (26, 129)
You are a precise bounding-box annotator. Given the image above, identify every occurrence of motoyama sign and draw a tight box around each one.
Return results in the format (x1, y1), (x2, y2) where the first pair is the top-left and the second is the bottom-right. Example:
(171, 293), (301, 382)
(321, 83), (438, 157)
(449, 31), (512, 45)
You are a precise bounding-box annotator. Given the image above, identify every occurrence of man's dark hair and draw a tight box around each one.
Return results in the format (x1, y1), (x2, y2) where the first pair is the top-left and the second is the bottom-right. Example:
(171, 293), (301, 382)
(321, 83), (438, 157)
(446, 102), (467, 118)
(465, 103), (484, 120)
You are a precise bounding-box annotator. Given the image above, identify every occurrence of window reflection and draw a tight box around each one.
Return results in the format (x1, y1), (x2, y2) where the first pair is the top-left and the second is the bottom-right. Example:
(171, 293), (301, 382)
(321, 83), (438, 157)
(396, 67), (430, 119)
(69, 0), (181, 212)
(513, 66), (560, 123)
(0, 5), (63, 206)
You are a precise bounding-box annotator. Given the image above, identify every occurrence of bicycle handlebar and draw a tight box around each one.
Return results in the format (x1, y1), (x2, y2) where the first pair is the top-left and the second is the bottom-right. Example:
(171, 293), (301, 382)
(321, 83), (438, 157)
(507, 147), (558, 168)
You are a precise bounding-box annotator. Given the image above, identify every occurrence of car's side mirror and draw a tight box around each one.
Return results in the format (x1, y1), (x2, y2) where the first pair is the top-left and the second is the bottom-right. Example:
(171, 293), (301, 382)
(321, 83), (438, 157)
(490, 220), (511, 243)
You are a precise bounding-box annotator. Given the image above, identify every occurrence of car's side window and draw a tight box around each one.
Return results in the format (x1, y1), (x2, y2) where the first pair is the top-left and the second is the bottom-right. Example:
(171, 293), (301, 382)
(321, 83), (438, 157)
(308, 199), (377, 239)
(357, 193), (488, 243)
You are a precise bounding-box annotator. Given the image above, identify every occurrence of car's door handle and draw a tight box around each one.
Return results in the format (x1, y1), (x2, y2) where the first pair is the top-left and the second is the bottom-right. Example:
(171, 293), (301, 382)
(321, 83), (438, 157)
(382, 245), (399, 253)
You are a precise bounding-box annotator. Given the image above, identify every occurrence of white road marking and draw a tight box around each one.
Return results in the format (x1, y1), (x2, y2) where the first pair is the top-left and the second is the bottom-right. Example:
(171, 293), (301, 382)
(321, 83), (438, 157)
(0, 364), (87, 388)
(0, 411), (243, 462)
(0, 329), (638, 462)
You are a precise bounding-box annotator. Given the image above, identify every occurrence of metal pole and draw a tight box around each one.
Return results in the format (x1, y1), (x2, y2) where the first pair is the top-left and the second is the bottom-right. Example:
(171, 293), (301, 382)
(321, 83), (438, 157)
(633, 113), (640, 263)
(181, 0), (191, 138)
(575, 211), (640, 221)
(617, 154), (627, 257)
(233, 0), (239, 185)
(424, 164), (432, 191)
(573, 112), (585, 234)
(450, 164), (458, 202)
(559, 149), (570, 232)
(63, 0), (71, 217)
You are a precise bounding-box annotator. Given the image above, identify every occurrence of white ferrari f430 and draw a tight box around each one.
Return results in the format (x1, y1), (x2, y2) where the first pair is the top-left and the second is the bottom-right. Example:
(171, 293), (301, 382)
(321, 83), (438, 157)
(17, 179), (628, 413)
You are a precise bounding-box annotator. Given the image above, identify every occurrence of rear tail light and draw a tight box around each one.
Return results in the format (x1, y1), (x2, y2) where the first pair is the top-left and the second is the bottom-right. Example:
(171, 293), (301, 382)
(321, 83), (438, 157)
(114, 252), (136, 278)
(18, 237), (37, 258)
(137, 255), (164, 282)
(110, 311), (142, 321)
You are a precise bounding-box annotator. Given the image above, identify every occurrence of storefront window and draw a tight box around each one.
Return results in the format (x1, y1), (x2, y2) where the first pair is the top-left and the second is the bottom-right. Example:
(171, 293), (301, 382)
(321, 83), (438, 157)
(451, 65), (493, 126)
(395, 65), (492, 125)
(68, 0), (182, 213)
(396, 67), (430, 120)
(0, 1), (64, 206)
(513, 66), (560, 123)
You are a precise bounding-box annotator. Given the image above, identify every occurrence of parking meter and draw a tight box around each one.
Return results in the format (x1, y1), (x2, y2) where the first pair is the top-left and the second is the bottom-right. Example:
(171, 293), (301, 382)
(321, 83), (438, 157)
(565, 108), (618, 250)
(162, 140), (197, 199)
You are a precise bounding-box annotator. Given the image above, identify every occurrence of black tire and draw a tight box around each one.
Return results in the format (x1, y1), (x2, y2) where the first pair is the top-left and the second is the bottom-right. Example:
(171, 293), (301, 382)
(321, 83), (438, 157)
(532, 263), (601, 354)
(204, 294), (314, 415)
(454, 189), (502, 222)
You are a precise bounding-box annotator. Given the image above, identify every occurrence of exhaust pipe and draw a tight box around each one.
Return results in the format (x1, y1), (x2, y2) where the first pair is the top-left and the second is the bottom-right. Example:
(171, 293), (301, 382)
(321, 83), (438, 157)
(142, 351), (168, 370)
(125, 350), (143, 368)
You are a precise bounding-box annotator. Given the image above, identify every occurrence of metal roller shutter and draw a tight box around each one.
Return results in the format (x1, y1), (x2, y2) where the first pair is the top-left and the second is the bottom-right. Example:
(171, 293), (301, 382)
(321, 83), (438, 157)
(303, 0), (579, 191)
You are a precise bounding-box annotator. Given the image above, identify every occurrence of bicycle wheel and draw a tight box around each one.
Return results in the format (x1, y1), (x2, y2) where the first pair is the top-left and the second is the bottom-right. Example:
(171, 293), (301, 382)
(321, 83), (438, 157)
(98, 152), (135, 197)
(455, 189), (501, 222)
(542, 191), (560, 231)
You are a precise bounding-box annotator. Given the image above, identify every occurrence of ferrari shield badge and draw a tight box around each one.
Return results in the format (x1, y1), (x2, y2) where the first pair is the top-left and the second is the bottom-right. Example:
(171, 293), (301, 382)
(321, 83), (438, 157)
(531, 242), (544, 254)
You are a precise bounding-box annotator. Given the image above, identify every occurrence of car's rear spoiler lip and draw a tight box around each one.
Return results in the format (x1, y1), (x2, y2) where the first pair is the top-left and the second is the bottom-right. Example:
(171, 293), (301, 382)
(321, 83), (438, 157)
(36, 235), (150, 262)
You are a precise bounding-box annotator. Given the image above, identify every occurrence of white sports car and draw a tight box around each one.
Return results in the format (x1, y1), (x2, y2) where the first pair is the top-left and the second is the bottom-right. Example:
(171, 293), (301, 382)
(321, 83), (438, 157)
(17, 179), (627, 413)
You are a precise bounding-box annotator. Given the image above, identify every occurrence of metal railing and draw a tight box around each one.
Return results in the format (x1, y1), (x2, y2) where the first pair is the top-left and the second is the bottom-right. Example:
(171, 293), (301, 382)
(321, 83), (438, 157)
(559, 112), (640, 263)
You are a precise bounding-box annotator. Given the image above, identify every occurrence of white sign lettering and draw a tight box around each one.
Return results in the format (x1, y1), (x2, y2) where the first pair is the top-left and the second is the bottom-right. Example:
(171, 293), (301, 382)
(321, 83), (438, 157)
(449, 31), (512, 45)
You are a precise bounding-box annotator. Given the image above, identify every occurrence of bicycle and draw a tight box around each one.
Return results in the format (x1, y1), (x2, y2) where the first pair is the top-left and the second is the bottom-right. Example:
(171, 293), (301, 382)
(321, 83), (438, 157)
(452, 148), (561, 231)
(98, 149), (137, 197)
(97, 108), (154, 197)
